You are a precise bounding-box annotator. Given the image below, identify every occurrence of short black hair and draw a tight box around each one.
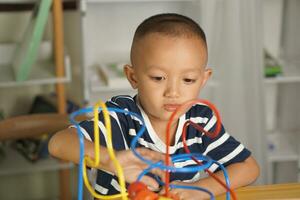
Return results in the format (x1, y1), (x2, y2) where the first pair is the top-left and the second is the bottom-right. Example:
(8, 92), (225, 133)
(130, 13), (207, 63)
(132, 13), (207, 47)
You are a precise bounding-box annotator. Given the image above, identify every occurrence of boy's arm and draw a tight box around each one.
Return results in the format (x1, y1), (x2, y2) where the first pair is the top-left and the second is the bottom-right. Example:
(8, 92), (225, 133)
(168, 156), (260, 200)
(48, 127), (110, 168)
(48, 128), (165, 188)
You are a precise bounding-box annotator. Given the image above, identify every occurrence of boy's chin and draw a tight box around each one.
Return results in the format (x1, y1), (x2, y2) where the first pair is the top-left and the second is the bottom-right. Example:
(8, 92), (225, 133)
(159, 113), (181, 122)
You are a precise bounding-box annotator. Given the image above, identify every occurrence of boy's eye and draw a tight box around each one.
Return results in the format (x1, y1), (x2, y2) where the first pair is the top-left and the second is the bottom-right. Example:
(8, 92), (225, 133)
(150, 76), (165, 81)
(183, 78), (196, 83)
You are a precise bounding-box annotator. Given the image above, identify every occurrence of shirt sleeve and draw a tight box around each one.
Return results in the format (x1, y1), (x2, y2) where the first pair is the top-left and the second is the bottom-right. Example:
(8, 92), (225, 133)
(78, 101), (131, 151)
(196, 105), (251, 172)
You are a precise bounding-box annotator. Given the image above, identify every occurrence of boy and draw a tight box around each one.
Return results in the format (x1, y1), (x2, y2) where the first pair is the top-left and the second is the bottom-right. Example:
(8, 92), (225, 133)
(49, 13), (259, 199)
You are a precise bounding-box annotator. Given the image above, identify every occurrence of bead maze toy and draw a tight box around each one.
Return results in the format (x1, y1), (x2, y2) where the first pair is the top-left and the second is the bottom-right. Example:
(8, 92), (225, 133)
(70, 99), (237, 200)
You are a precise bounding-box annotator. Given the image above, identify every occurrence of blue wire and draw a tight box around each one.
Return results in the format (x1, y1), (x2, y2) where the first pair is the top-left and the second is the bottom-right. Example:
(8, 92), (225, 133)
(70, 108), (90, 200)
(212, 161), (231, 200)
(135, 153), (213, 178)
(135, 153), (213, 173)
(136, 161), (164, 182)
(76, 127), (84, 200)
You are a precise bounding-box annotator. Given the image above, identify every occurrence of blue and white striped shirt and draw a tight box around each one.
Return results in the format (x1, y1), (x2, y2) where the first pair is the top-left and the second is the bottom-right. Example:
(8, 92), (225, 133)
(78, 95), (251, 195)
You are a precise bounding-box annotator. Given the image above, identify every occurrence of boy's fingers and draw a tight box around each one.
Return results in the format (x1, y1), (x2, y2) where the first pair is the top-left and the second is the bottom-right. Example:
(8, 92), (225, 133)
(150, 167), (164, 180)
(136, 148), (164, 161)
(140, 176), (159, 190)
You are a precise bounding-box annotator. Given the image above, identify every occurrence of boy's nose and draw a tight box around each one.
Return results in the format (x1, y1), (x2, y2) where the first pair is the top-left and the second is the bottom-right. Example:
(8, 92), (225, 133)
(164, 81), (180, 98)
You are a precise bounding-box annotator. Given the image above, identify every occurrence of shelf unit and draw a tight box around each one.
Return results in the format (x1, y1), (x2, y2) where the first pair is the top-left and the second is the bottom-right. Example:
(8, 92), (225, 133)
(264, 76), (300, 84)
(264, 63), (300, 183)
(264, 76), (300, 183)
(0, 0), (72, 199)
(263, 0), (300, 184)
(0, 42), (71, 87)
(265, 130), (299, 183)
(0, 0), (73, 87)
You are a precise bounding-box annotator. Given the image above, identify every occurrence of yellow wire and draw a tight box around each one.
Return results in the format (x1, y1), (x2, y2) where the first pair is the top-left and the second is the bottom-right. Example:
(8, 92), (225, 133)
(82, 101), (128, 200)
(85, 102), (100, 167)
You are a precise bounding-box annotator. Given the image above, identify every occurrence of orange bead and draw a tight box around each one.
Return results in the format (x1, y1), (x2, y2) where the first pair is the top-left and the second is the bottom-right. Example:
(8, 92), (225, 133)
(128, 182), (148, 199)
(134, 189), (158, 200)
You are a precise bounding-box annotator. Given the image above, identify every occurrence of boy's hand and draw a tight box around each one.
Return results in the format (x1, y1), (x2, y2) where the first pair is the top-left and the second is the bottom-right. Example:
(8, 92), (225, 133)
(112, 148), (165, 190)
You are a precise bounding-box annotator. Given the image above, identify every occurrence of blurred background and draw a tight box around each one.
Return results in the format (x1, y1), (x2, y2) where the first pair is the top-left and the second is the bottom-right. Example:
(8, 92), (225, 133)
(0, 0), (299, 199)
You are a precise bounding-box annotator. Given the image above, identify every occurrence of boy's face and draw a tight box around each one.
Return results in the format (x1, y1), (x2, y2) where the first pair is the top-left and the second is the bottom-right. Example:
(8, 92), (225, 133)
(125, 33), (211, 123)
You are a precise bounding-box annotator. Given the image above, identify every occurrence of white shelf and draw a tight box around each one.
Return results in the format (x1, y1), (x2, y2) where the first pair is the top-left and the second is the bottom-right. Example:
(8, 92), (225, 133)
(0, 41), (71, 87)
(267, 148), (298, 162)
(267, 132), (299, 162)
(0, 145), (74, 176)
(264, 57), (300, 84)
(0, 59), (71, 87)
(89, 66), (133, 92)
(264, 76), (300, 84)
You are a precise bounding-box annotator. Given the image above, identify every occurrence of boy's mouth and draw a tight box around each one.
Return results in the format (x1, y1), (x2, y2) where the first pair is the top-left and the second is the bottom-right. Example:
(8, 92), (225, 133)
(163, 104), (180, 112)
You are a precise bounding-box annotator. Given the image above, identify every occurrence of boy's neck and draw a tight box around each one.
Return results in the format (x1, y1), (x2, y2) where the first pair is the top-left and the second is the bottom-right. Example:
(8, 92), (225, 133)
(135, 95), (179, 145)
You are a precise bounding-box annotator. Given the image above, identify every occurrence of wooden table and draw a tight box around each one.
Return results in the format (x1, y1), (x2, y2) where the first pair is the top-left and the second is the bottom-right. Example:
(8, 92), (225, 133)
(216, 183), (300, 200)
(97, 183), (300, 200)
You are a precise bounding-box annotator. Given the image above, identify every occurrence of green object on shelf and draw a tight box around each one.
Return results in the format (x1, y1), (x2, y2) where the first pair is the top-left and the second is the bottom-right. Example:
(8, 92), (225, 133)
(265, 65), (282, 77)
(12, 0), (52, 82)
(264, 49), (282, 77)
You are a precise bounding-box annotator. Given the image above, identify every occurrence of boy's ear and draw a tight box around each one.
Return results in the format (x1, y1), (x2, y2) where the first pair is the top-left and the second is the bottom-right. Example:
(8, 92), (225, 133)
(200, 68), (212, 89)
(124, 64), (138, 89)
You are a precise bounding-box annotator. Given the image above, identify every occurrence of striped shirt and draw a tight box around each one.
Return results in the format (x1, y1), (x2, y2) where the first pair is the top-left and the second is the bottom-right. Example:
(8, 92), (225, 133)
(78, 95), (251, 195)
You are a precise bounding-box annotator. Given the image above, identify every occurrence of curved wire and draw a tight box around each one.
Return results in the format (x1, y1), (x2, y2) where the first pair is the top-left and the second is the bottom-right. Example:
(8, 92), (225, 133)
(71, 103), (128, 200)
(169, 184), (215, 200)
(136, 154), (213, 181)
(136, 160), (215, 200)
(181, 120), (237, 200)
(71, 99), (232, 200)
(164, 99), (222, 196)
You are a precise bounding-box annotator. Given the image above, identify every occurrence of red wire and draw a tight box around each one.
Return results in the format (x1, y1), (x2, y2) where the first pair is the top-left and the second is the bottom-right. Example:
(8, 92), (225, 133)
(182, 120), (237, 200)
(164, 99), (236, 199)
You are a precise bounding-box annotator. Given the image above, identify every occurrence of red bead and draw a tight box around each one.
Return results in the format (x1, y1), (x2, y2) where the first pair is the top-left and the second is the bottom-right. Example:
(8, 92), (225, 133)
(128, 182), (148, 199)
(134, 189), (158, 200)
